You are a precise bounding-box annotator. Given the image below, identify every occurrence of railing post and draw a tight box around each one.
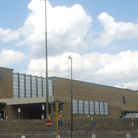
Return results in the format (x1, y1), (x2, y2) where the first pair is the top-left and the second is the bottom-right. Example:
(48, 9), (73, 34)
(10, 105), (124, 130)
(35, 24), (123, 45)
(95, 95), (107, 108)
(126, 131), (130, 138)
(92, 132), (96, 138)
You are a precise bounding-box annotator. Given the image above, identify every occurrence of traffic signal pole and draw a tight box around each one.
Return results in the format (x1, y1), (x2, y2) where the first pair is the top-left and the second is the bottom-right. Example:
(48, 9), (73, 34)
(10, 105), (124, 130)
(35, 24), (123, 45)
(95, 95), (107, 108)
(49, 100), (65, 138)
(56, 100), (59, 138)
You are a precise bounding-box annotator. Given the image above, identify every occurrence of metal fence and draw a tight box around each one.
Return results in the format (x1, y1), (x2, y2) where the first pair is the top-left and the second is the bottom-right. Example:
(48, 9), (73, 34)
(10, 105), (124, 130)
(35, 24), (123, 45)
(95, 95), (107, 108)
(0, 130), (138, 138)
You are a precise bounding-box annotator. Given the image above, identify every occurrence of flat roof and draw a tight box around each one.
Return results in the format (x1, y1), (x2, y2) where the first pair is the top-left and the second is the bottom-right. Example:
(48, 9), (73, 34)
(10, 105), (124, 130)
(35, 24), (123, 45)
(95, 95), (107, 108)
(0, 102), (6, 105)
(0, 97), (54, 105)
(0, 66), (13, 71)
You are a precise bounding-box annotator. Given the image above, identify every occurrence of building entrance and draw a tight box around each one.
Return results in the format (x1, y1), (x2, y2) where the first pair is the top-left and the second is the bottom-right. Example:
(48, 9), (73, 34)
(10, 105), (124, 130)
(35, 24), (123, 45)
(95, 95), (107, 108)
(0, 110), (4, 120)
(15, 103), (47, 119)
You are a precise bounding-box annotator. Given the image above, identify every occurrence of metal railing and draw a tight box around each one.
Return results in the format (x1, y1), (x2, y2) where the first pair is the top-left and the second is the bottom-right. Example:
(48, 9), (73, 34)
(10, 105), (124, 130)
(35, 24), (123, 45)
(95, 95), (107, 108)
(0, 130), (138, 138)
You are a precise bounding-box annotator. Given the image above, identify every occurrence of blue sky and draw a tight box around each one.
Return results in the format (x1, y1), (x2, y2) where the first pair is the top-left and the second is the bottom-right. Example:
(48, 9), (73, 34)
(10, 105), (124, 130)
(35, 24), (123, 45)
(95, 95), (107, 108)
(1, 0), (138, 90)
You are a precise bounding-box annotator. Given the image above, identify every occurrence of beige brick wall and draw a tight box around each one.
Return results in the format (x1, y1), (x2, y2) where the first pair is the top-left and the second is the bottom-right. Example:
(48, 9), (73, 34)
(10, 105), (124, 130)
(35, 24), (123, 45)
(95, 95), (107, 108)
(0, 67), (13, 99)
(52, 77), (138, 118)
(1, 69), (138, 120)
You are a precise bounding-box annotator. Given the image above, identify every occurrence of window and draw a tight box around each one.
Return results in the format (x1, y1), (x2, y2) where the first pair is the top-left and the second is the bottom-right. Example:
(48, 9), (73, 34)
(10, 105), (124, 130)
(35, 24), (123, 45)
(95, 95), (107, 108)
(84, 100), (89, 114)
(95, 101), (99, 115)
(26, 75), (31, 97)
(19, 74), (25, 98)
(13, 73), (19, 98)
(100, 102), (104, 115)
(73, 99), (109, 116)
(90, 101), (94, 114)
(13, 73), (53, 98)
(37, 77), (42, 97)
(78, 100), (84, 114)
(73, 99), (78, 114)
(32, 76), (37, 97)
(0, 71), (1, 79)
(48, 79), (53, 96)
(43, 78), (46, 97)
(105, 102), (109, 115)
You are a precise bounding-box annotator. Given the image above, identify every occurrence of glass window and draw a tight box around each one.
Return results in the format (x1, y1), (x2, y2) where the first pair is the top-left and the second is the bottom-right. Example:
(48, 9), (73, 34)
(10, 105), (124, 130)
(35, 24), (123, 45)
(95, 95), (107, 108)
(84, 100), (89, 114)
(37, 77), (42, 97)
(104, 102), (109, 115)
(32, 76), (36, 97)
(19, 74), (23, 80)
(73, 99), (78, 114)
(49, 79), (53, 96)
(13, 73), (19, 98)
(0, 71), (1, 78)
(19, 74), (25, 98)
(26, 76), (31, 98)
(100, 102), (104, 115)
(43, 78), (46, 97)
(90, 101), (94, 114)
(13, 74), (53, 98)
(95, 101), (99, 115)
(42, 78), (53, 97)
(78, 100), (83, 114)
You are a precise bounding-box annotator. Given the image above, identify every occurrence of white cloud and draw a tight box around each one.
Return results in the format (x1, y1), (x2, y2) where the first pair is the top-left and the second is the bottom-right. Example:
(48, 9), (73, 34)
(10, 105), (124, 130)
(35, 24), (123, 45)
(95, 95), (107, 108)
(0, 28), (20, 42)
(1, 0), (138, 91)
(18, 0), (92, 57)
(94, 50), (138, 82)
(95, 12), (138, 47)
(27, 52), (72, 77)
(19, 4), (138, 56)
(26, 50), (138, 90)
(1, 1), (138, 53)
(115, 82), (138, 90)
(1, 1), (138, 57)
(0, 49), (25, 66)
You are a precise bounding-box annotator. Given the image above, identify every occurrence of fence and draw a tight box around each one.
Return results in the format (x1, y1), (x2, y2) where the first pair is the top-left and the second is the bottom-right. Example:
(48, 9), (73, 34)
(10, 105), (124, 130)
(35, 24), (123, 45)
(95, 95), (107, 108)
(0, 130), (138, 138)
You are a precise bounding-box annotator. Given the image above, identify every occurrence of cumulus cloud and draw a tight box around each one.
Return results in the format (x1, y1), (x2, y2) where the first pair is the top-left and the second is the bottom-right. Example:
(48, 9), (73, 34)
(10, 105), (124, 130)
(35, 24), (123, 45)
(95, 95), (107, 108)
(0, 28), (20, 42)
(1, 0), (138, 91)
(27, 52), (72, 77)
(0, 49), (25, 66)
(94, 12), (138, 47)
(115, 82), (138, 90)
(18, 0), (92, 57)
(18, 4), (138, 56)
(94, 50), (138, 82)
(1, 1), (138, 56)
(26, 50), (138, 89)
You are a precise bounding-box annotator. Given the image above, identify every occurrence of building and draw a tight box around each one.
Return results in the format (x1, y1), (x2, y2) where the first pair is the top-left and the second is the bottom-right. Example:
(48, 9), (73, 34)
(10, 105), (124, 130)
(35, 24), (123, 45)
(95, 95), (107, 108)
(0, 67), (138, 120)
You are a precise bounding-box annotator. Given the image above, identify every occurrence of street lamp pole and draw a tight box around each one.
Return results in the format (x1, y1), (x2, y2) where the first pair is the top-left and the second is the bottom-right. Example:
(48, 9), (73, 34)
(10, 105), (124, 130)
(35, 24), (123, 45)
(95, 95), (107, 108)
(68, 56), (73, 138)
(45, 0), (49, 118)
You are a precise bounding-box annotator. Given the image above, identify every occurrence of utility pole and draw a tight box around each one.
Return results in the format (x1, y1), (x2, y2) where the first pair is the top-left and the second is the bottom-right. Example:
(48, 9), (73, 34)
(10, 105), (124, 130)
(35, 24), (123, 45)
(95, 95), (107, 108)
(56, 100), (59, 138)
(45, 0), (49, 118)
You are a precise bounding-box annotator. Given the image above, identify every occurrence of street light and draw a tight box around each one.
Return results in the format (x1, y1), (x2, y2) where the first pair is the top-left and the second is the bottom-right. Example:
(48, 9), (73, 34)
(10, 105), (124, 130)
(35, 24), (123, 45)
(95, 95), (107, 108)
(45, 0), (49, 118)
(68, 56), (73, 138)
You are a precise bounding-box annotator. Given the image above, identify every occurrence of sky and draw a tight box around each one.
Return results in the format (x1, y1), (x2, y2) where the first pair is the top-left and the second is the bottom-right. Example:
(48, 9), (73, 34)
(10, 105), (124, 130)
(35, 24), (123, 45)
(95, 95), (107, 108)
(1, 0), (138, 90)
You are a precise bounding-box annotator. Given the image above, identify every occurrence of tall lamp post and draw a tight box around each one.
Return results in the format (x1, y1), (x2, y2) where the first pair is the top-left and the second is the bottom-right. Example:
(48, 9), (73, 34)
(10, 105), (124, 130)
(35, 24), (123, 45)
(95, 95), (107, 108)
(68, 56), (73, 138)
(45, 0), (49, 118)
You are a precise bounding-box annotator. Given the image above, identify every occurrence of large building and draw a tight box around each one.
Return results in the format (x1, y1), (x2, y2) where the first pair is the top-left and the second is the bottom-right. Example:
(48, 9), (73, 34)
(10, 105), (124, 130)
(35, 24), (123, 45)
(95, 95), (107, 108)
(0, 67), (138, 120)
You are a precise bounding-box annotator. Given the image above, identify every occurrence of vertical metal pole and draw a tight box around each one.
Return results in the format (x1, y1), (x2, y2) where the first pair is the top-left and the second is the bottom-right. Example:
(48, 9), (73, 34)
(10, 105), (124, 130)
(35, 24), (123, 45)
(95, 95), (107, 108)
(56, 100), (59, 138)
(45, 0), (49, 118)
(71, 57), (73, 138)
(69, 56), (73, 138)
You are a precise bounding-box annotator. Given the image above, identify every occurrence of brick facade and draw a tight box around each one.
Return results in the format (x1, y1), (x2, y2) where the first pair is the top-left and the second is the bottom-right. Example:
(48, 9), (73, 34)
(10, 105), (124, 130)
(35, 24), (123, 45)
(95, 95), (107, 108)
(0, 67), (13, 99)
(52, 77), (138, 118)
(0, 67), (138, 120)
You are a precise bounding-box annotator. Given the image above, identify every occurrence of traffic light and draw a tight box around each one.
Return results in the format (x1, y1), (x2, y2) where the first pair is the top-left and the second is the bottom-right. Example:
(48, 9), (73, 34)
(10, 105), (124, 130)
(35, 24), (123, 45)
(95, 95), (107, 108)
(49, 101), (56, 112)
(58, 101), (65, 111)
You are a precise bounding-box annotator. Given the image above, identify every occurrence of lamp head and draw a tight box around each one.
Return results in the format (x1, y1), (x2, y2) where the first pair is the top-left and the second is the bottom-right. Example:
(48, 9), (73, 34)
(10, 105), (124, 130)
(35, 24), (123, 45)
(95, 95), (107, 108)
(68, 56), (72, 59)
